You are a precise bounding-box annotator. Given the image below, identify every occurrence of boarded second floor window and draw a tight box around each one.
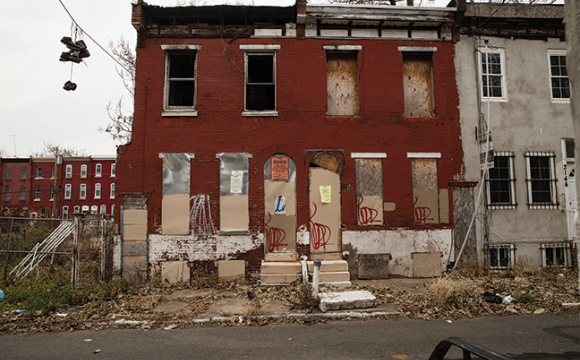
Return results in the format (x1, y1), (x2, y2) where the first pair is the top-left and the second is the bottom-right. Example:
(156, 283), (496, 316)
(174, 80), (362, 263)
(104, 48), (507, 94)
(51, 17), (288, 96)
(403, 53), (434, 117)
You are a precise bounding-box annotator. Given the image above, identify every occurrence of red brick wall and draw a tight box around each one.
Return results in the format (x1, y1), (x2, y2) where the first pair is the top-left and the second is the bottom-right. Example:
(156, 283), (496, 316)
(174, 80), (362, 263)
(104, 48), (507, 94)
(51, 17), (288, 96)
(118, 37), (462, 237)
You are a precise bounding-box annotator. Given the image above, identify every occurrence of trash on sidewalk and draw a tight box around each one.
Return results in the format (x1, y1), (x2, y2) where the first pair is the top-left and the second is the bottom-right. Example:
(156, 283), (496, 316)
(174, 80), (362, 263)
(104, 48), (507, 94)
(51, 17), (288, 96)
(0, 289), (4, 301)
(483, 290), (502, 304)
(12, 310), (25, 314)
(502, 296), (513, 304)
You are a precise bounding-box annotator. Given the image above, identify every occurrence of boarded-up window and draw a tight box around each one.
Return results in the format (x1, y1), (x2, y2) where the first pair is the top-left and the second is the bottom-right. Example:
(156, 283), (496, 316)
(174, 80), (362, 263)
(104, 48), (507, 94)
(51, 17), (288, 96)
(411, 158), (439, 224)
(327, 52), (359, 116)
(264, 155), (297, 253)
(219, 153), (250, 232)
(403, 53), (434, 117)
(162, 153), (191, 235)
(355, 158), (383, 226)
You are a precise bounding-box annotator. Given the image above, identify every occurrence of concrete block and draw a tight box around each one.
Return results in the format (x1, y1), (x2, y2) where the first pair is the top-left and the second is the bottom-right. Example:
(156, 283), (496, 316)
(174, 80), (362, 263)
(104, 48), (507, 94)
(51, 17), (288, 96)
(307, 260), (348, 272)
(319, 291), (376, 311)
(260, 273), (301, 286)
(161, 261), (191, 285)
(217, 260), (245, 279)
(254, 29), (282, 37)
(412, 252), (442, 278)
(265, 252), (297, 262)
(357, 254), (391, 279)
(309, 271), (350, 283)
(261, 261), (301, 274)
(310, 252), (342, 261)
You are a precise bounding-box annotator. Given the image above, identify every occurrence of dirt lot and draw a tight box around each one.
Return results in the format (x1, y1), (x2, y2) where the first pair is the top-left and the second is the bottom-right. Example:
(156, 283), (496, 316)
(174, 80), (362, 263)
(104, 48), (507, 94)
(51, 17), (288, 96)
(1, 267), (579, 334)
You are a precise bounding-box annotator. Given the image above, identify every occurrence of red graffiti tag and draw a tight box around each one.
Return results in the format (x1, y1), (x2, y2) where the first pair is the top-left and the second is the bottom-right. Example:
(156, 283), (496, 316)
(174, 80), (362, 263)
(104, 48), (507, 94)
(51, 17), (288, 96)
(309, 203), (333, 250)
(413, 197), (434, 224)
(357, 195), (380, 225)
(265, 212), (287, 252)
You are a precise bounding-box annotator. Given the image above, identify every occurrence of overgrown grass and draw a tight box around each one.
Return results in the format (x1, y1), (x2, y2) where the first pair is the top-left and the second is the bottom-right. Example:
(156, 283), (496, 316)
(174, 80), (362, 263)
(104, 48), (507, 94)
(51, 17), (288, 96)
(0, 266), (128, 315)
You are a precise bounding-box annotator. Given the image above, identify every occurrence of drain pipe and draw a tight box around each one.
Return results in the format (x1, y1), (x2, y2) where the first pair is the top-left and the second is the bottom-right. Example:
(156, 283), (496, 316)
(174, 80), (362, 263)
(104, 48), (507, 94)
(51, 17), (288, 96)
(312, 260), (321, 297)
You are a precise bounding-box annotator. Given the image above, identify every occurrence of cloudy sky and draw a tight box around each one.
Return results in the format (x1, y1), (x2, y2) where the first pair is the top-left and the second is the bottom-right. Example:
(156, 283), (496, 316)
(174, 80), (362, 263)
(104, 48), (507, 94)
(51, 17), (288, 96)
(2, 0), (449, 158)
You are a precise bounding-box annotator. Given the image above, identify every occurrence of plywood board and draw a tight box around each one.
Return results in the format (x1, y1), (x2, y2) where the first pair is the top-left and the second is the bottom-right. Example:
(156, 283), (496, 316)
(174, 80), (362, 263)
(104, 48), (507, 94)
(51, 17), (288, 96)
(123, 224), (147, 241)
(220, 195), (249, 232)
(123, 209), (147, 225)
(411, 158), (439, 224)
(439, 189), (449, 223)
(403, 54), (434, 117)
(309, 167), (341, 253)
(355, 157), (384, 226)
(327, 52), (359, 116)
(312, 153), (341, 174)
(162, 193), (190, 235)
(265, 214), (296, 253)
(123, 241), (147, 257)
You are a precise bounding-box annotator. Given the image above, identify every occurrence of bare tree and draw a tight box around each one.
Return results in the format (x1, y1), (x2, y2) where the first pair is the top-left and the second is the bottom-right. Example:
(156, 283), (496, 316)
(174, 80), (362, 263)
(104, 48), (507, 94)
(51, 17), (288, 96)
(0, 148), (9, 158)
(99, 36), (135, 144)
(30, 141), (87, 158)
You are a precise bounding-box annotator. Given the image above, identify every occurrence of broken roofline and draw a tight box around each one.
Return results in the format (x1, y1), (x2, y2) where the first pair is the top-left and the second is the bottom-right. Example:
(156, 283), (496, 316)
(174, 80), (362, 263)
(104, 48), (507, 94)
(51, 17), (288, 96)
(133, 0), (462, 28)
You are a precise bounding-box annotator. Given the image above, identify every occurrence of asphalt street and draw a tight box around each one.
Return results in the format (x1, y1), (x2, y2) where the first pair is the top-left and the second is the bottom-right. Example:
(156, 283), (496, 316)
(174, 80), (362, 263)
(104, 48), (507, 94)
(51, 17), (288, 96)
(1, 314), (579, 359)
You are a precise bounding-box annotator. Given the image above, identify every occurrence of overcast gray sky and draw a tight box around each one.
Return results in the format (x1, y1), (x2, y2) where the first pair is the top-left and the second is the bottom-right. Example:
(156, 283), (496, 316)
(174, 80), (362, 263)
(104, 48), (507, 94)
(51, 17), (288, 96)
(2, 0), (452, 158)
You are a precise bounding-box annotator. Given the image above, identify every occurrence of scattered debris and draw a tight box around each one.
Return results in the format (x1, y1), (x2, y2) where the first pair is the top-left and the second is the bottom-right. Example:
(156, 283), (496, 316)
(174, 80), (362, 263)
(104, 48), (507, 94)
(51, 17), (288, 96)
(93, 349), (101, 354)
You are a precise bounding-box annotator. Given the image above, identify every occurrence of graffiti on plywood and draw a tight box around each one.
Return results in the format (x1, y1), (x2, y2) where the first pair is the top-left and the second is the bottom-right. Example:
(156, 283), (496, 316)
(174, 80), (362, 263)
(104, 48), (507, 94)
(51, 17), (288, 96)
(309, 203), (332, 250)
(413, 197), (434, 224)
(189, 194), (216, 235)
(357, 195), (381, 225)
(265, 212), (288, 252)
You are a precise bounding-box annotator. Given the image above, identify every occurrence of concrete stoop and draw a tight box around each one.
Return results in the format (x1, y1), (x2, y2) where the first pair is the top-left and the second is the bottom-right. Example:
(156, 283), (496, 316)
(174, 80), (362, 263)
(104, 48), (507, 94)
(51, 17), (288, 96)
(318, 290), (377, 312)
(260, 259), (351, 286)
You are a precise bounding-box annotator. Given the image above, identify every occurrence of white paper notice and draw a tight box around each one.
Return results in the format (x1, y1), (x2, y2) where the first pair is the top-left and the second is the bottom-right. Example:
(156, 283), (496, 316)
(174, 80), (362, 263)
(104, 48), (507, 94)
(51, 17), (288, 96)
(230, 170), (243, 194)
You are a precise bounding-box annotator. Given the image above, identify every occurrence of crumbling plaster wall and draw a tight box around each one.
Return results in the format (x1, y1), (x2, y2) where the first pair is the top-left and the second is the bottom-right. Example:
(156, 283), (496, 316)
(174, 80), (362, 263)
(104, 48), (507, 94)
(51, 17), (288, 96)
(455, 35), (570, 252)
(343, 229), (452, 277)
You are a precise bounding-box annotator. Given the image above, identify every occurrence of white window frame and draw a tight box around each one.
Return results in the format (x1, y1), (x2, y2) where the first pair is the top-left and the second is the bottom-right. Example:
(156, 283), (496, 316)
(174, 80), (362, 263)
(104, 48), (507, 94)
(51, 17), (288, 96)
(100, 204), (107, 215)
(111, 204), (115, 217)
(547, 50), (570, 103)
(62, 206), (69, 219)
(478, 47), (507, 101)
(94, 183), (101, 199)
(64, 184), (72, 199)
(525, 151), (558, 209)
(91, 205), (98, 215)
(111, 163), (116, 178)
(80, 184), (86, 200)
(50, 185), (55, 200)
(110, 183), (115, 199)
(34, 185), (41, 200)
(36, 166), (42, 178)
(486, 151), (517, 210)
(80, 165), (87, 178)
(488, 244), (515, 270)
(65, 164), (73, 178)
(541, 243), (571, 268)
(51, 166), (55, 179)
(240, 44), (280, 117)
(161, 44), (200, 117)
(95, 164), (102, 178)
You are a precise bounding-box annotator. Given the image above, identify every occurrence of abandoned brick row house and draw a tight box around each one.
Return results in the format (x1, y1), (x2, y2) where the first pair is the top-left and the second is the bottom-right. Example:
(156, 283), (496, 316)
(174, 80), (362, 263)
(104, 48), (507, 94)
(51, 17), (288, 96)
(115, 0), (573, 284)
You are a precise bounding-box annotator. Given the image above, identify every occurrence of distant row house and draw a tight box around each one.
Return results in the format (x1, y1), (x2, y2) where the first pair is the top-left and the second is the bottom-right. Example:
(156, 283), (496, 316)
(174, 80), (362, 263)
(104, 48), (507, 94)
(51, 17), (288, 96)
(0, 156), (116, 218)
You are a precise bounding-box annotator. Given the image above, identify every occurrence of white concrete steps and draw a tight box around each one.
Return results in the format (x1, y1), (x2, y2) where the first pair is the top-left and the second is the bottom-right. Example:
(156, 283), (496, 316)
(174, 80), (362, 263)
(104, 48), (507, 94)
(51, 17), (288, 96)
(308, 260), (351, 287)
(260, 261), (301, 286)
(318, 291), (376, 311)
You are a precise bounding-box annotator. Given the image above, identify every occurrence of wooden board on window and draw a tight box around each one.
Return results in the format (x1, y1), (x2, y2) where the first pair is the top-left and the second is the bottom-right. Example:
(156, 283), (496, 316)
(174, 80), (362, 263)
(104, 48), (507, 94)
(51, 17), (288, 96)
(327, 52), (359, 116)
(355, 158), (384, 226)
(403, 54), (434, 117)
(220, 195), (249, 232)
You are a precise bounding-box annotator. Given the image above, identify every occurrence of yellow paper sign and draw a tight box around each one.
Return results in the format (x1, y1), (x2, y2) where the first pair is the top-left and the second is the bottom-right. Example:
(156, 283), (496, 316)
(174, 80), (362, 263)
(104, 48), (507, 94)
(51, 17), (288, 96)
(320, 185), (331, 203)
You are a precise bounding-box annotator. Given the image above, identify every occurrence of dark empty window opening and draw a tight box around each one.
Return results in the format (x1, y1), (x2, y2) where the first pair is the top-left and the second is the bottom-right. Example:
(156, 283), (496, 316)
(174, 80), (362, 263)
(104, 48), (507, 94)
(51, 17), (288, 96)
(488, 245), (513, 270)
(246, 54), (275, 111)
(403, 53), (435, 117)
(166, 51), (196, 108)
(487, 153), (516, 209)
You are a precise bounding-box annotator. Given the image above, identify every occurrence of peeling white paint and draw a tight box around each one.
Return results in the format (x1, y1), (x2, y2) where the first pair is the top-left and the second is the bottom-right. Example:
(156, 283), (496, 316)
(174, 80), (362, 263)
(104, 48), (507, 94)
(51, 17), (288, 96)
(297, 225), (310, 245)
(343, 229), (453, 277)
(149, 234), (263, 265)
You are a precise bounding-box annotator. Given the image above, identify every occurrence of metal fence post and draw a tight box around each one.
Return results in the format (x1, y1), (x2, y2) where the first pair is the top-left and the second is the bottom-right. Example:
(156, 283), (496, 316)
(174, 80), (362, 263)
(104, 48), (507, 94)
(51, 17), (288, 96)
(3, 218), (14, 281)
(71, 217), (79, 288)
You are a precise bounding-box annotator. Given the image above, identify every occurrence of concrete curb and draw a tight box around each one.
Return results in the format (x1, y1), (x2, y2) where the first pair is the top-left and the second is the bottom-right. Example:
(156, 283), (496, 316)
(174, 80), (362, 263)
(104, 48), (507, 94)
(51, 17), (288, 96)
(183, 310), (403, 324)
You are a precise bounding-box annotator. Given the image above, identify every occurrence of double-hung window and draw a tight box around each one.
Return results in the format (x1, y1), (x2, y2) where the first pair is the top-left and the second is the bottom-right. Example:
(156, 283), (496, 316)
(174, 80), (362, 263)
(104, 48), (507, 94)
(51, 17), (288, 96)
(240, 44), (279, 116)
(66, 165), (72, 178)
(5, 167), (11, 180)
(110, 183), (115, 199)
(21, 166), (27, 180)
(80, 165), (87, 178)
(525, 151), (558, 209)
(94, 183), (101, 199)
(548, 51), (570, 101)
(80, 184), (86, 200)
(479, 48), (507, 100)
(19, 186), (26, 201)
(95, 164), (102, 178)
(487, 152), (517, 209)
(65, 184), (71, 199)
(162, 45), (200, 117)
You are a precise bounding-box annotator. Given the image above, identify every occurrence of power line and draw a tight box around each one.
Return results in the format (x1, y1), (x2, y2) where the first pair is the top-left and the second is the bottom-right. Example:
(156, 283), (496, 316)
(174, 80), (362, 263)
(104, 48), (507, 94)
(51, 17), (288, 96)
(56, 0), (147, 89)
